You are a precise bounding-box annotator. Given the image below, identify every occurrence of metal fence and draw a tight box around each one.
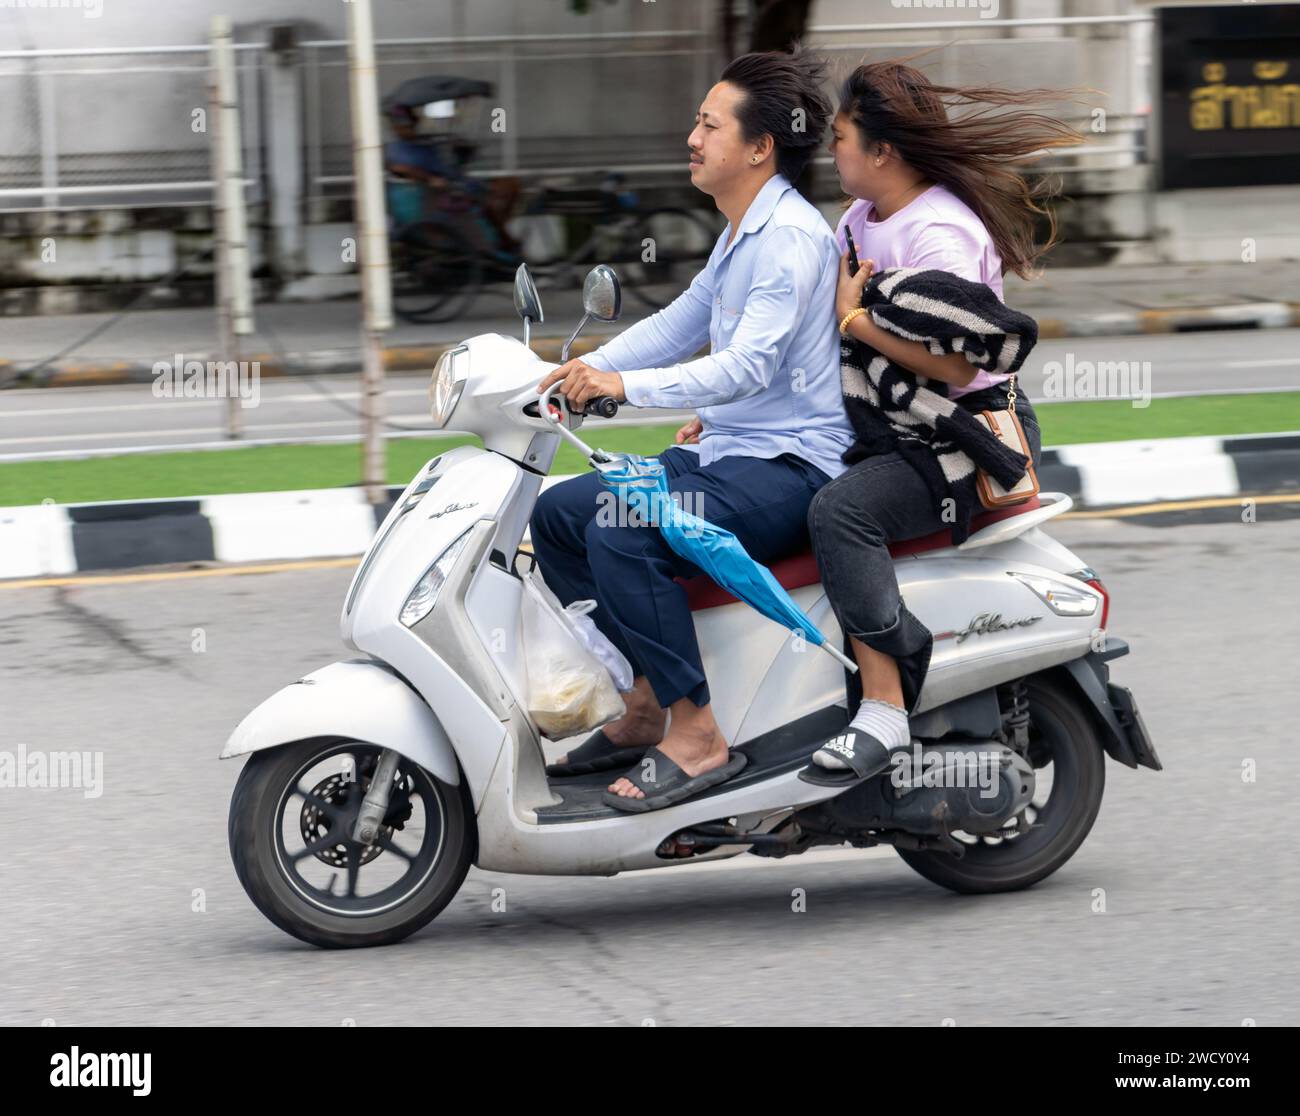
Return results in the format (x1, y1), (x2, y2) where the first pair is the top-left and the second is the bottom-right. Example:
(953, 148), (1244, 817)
(301, 27), (717, 216)
(0, 12), (1155, 214)
(0, 44), (263, 211)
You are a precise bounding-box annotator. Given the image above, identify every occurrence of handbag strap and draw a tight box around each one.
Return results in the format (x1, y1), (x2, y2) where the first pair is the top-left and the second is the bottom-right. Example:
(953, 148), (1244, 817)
(1006, 373), (1018, 414)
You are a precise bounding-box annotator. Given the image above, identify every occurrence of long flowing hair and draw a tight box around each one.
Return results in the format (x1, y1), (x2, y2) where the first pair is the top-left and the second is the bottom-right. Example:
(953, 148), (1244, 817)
(839, 59), (1084, 278)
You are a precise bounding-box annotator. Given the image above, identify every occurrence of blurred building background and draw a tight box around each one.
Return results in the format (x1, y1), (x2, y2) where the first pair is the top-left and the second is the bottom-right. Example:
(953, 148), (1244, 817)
(1, 0), (1297, 313)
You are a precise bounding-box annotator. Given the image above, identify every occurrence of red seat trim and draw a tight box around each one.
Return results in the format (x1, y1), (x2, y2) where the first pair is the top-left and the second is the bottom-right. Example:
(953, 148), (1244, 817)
(677, 496), (1042, 612)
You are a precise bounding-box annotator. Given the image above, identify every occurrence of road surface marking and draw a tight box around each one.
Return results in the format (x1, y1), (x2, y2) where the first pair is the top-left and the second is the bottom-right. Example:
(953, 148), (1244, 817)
(0, 558), (360, 590)
(0, 387), (431, 419)
(0, 416), (434, 447)
(1064, 492), (1300, 518)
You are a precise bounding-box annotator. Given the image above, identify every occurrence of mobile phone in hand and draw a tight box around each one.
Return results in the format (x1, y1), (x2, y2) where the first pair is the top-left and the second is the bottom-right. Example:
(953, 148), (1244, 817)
(844, 226), (861, 276)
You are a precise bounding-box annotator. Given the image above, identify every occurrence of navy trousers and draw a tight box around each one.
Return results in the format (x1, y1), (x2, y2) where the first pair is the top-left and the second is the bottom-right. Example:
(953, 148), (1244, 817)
(530, 447), (830, 709)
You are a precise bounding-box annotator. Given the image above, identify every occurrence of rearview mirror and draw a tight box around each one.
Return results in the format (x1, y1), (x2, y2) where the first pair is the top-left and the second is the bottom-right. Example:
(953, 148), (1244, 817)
(513, 264), (543, 347)
(582, 265), (621, 323)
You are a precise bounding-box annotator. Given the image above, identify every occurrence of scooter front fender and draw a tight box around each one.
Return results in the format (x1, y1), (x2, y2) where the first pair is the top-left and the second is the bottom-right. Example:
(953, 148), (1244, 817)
(219, 658), (460, 786)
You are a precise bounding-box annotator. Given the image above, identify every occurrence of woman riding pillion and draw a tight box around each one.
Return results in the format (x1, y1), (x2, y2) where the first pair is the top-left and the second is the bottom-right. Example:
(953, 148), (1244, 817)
(531, 51), (853, 812)
(801, 61), (1080, 786)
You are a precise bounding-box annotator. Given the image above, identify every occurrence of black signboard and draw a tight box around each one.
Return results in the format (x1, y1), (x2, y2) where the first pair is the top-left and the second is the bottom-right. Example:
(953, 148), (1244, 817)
(1157, 3), (1300, 189)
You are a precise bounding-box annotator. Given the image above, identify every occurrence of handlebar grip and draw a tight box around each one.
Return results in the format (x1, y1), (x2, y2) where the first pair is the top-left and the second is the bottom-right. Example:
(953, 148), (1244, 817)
(583, 396), (620, 419)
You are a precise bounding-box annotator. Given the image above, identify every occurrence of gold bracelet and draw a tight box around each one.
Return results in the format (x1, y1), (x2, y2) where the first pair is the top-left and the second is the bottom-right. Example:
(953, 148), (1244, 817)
(839, 307), (868, 335)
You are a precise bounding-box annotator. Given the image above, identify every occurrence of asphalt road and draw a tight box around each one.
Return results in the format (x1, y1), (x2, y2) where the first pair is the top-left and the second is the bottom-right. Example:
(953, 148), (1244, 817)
(2, 512), (1297, 1026)
(3, 329), (1299, 460)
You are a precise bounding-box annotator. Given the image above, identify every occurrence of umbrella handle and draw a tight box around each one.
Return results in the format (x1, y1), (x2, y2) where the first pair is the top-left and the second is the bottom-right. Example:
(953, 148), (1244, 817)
(539, 385), (608, 463)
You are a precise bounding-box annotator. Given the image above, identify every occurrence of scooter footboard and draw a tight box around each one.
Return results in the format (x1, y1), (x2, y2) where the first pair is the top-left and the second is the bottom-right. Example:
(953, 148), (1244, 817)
(219, 658), (461, 786)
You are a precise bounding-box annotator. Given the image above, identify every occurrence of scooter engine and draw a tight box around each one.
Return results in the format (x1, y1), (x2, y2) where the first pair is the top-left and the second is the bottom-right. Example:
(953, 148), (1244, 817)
(824, 741), (1036, 837)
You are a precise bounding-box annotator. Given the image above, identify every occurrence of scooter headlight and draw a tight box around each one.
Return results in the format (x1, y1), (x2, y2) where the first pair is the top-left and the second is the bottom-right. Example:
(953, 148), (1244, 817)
(429, 345), (469, 428)
(400, 527), (473, 627)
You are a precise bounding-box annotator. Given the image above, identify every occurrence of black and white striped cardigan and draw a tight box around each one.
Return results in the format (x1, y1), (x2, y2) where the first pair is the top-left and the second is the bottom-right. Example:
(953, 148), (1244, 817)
(840, 267), (1038, 544)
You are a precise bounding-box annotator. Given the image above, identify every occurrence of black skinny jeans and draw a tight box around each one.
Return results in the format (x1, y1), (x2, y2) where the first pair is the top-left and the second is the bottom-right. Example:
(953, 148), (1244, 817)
(808, 401), (1043, 714)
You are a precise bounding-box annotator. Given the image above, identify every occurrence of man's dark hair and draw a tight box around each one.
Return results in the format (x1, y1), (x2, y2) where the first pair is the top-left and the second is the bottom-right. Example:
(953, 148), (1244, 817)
(719, 48), (831, 183)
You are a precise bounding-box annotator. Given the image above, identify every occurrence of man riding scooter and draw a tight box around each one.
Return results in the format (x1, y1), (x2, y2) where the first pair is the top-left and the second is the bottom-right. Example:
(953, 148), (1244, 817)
(531, 50), (855, 813)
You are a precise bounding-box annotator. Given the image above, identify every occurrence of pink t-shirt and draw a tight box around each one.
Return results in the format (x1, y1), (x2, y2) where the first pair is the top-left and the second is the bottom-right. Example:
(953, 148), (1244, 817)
(835, 184), (1005, 398)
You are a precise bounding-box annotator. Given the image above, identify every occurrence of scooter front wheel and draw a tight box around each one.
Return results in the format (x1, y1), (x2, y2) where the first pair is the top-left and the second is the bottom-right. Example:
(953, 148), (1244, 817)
(228, 739), (475, 948)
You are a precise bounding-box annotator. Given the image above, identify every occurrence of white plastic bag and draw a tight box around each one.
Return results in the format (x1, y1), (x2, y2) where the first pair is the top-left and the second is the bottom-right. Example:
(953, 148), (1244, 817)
(557, 600), (635, 693)
(520, 572), (627, 739)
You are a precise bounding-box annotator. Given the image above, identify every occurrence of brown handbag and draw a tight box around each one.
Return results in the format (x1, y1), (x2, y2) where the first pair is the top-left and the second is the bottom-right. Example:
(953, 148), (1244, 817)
(974, 376), (1039, 509)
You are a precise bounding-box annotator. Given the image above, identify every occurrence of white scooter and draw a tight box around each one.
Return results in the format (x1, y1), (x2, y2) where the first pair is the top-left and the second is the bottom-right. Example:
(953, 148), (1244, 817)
(223, 264), (1160, 949)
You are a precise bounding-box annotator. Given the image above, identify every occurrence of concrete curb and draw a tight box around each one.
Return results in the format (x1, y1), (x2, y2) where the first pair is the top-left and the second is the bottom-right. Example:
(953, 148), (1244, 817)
(1036, 300), (1300, 340)
(7, 299), (1300, 389)
(1036, 431), (1300, 507)
(3, 433), (1299, 581)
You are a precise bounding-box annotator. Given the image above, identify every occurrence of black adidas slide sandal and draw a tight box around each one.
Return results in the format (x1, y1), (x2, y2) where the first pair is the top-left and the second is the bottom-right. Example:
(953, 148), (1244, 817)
(545, 729), (652, 777)
(797, 729), (897, 787)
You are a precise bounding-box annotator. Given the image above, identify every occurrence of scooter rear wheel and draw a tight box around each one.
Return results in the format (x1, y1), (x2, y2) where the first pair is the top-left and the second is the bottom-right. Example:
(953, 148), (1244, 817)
(229, 739), (475, 948)
(894, 676), (1105, 894)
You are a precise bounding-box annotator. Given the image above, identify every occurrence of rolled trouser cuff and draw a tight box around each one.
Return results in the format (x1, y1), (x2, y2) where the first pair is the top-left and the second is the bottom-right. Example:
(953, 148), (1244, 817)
(845, 601), (933, 716)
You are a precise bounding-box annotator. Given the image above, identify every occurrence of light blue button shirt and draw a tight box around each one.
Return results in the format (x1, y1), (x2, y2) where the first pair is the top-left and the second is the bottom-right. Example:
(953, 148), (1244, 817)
(583, 173), (854, 481)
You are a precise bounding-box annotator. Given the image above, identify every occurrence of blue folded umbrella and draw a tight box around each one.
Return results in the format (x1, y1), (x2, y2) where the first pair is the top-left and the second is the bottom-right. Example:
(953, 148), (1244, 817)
(595, 453), (858, 673)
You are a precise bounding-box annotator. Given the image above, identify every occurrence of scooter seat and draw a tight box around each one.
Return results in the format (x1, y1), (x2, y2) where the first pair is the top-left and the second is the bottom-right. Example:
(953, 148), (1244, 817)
(677, 496), (1043, 612)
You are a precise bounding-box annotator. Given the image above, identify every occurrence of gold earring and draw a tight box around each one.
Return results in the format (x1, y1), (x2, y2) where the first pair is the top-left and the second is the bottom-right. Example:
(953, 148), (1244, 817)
(751, 156), (759, 164)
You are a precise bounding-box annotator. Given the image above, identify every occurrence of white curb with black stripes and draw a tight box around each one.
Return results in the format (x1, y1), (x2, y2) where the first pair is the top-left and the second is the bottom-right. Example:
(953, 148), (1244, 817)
(1035, 431), (1300, 508)
(3, 432), (1298, 581)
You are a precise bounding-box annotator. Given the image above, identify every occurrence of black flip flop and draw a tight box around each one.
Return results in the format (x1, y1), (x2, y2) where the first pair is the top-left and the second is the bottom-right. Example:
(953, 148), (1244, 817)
(545, 730), (651, 777)
(602, 746), (748, 813)
(797, 729), (899, 787)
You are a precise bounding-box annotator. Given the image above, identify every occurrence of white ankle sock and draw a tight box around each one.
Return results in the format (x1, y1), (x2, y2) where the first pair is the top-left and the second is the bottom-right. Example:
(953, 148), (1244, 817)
(814, 699), (910, 770)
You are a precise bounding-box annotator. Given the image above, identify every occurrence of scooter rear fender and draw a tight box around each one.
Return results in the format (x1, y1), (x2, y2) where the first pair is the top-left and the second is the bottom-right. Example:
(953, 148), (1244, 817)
(1054, 638), (1161, 771)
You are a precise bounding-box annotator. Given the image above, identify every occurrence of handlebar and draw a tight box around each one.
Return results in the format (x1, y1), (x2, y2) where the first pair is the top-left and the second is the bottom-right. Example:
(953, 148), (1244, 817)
(532, 394), (620, 421)
(537, 385), (617, 463)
